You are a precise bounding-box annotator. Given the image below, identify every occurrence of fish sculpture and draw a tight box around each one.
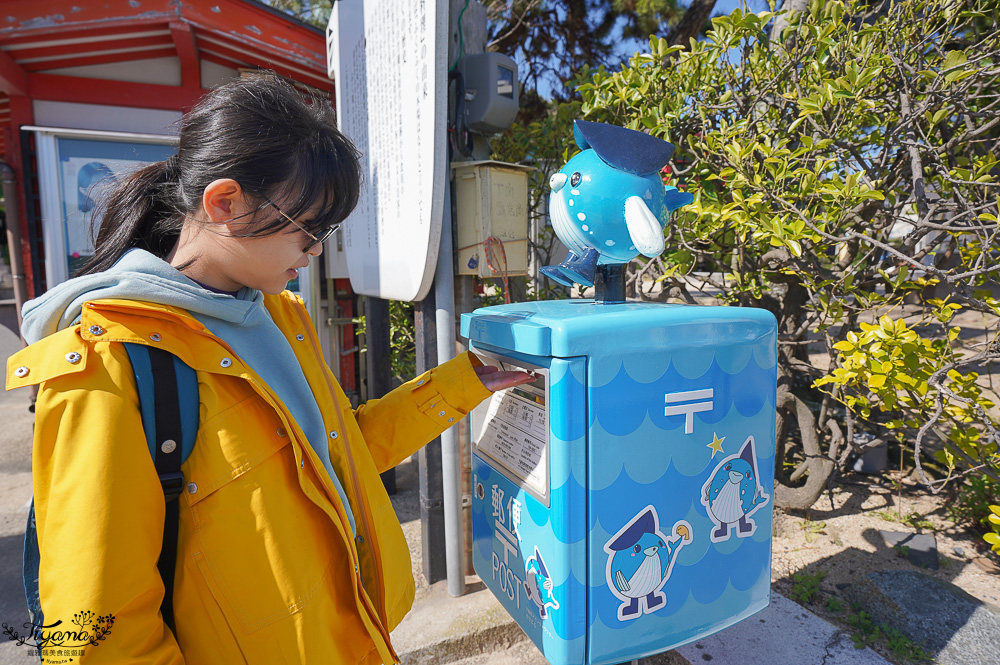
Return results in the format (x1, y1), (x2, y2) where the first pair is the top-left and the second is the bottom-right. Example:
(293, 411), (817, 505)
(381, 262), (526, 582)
(541, 120), (693, 289)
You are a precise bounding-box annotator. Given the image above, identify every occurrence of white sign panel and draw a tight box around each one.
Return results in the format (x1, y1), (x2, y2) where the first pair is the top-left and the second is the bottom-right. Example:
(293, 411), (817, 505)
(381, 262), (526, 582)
(474, 361), (549, 506)
(328, 0), (447, 302)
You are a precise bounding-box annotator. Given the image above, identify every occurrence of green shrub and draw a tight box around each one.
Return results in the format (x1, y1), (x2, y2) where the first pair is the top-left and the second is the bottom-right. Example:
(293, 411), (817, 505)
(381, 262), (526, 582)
(575, 0), (1000, 506)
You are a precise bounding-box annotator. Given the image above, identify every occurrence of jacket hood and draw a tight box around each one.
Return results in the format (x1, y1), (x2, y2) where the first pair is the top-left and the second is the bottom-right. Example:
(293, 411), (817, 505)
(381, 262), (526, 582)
(21, 249), (263, 344)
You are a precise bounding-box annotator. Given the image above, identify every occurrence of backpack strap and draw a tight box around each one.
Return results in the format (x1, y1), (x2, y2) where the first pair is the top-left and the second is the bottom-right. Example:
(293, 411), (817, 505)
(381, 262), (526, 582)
(123, 343), (199, 632)
(22, 500), (42, 659)
(22, 342), (199, 646)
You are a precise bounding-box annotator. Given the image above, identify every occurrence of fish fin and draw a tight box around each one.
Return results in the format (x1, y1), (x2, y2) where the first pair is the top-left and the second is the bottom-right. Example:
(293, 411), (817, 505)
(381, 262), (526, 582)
(615, 569), (630, 592)
(625, 195), (666, 257)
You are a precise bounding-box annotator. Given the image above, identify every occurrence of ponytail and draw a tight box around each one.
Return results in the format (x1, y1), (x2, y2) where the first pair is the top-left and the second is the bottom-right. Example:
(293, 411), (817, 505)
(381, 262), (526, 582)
(75, 74), (362, 277)
(76, 158), (182, 276)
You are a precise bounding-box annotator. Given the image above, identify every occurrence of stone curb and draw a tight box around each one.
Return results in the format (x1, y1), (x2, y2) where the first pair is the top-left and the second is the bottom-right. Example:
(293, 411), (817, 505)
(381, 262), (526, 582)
(393, 583), (896, 665)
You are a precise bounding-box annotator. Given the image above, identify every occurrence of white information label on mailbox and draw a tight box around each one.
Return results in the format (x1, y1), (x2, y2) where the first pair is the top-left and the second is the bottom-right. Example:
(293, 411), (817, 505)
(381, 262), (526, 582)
(476, 376), (549, 506)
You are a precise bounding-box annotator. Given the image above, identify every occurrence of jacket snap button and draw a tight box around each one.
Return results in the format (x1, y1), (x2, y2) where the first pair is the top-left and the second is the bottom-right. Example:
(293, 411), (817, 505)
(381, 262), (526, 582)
(296, 334), (305, 341)
(300, 460), (305, 468)
(88, 325), (105, 336)
(354, 565), (359, 573)
(356, 535), (365, 545)
(448, 417), (454, 423)
(439, 411), (446, 417)
(220, 358), (232, 368)
(329, 431), (338, 439)
(14, 366), (28, 377)
(417, 379), (424, 386)
(150, 333), (162, 342)
(161, 439), (177, 454)
(65, 352), (81, 364)
(187, 483), (198, 494)
(277, 427), (287, 437)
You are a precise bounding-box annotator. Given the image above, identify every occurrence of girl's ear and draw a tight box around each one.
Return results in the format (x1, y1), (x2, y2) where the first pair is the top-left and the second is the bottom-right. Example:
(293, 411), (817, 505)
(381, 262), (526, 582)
(202, 179), (247, 224)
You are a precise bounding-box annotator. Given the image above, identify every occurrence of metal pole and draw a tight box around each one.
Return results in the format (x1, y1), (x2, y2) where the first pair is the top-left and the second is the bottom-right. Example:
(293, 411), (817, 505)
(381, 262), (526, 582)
(415, 291), (447, 583)
(436, 174), (465, 596)
(363, 296), (396, 494)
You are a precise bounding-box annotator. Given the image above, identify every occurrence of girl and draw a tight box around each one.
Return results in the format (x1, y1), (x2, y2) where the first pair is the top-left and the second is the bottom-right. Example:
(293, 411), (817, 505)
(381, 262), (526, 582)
(8, 74), (531, 664)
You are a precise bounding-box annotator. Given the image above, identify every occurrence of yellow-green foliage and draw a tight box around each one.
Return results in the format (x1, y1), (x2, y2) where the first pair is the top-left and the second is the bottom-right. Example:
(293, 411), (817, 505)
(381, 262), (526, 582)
(575, 0), (1000, 491)
(985, 505), (1000, 554)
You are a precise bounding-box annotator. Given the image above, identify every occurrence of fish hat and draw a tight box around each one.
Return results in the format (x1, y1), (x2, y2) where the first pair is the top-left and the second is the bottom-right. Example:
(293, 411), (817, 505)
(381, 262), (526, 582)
(608, 509), (657, 551)
(739, 438), (756, 466)
(573, 120), (676, 176)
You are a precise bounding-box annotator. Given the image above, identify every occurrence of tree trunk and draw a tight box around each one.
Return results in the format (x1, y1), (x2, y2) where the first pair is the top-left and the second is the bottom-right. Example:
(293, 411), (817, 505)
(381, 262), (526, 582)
(773, 389), (835, 510)
(772, 0), (811, 46)
(667, 0), (718, 48)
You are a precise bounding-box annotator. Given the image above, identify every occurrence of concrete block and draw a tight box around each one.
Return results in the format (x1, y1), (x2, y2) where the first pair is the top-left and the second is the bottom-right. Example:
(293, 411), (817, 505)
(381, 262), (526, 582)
(848, 569), (1000, 665)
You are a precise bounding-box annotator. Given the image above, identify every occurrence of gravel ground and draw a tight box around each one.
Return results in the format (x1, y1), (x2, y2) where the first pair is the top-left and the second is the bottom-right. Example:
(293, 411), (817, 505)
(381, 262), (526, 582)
(770, 473), (1000, 662)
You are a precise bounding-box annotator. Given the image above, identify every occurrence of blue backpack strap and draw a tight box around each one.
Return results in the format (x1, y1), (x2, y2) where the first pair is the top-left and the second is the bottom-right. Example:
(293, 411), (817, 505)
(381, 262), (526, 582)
(123, 342), (199, 631)
(22, 500), (42, 659)
(22, 343), (199, 648)
(125, 343), (198, 465)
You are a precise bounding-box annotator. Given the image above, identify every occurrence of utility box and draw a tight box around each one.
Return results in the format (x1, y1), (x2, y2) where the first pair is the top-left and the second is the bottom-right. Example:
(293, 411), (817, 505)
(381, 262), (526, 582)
(462, 300), (778, 665)
(457, 52), (519, 134)
(453, 160), (533, 277)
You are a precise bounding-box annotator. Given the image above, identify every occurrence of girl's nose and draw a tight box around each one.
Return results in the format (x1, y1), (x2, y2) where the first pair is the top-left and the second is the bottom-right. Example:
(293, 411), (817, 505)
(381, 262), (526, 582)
(549, 172), (567, 192)
(307, 242), (324, 258)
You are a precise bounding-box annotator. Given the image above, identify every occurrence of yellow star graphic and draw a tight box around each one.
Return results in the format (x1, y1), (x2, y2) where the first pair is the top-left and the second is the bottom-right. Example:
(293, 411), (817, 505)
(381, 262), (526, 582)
(707, 433), (725, 458)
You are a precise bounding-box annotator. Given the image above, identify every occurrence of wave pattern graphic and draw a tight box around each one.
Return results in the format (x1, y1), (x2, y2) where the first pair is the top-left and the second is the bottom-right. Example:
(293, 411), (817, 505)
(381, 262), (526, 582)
(472, 336), (777, 663)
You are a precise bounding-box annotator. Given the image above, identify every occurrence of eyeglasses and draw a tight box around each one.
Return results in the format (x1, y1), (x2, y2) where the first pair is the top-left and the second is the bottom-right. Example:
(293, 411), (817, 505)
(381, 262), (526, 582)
(258, 193), (340, 253)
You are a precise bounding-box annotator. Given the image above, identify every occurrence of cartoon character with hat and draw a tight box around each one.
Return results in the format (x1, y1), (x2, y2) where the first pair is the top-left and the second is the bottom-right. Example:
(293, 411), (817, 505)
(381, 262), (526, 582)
(604, 506), (692, 621)
(701, 436), (770, 542)
(541, 120), (693, 289)
(523, 546), (559, 620)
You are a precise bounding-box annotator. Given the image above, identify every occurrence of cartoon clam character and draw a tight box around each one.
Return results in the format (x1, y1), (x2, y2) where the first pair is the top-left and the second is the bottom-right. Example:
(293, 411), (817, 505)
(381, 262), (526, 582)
(523, 547), (559, 619)
(701, 436), (770, 542)
(604, 507), (692, 620)
(540, 120), (693, 288)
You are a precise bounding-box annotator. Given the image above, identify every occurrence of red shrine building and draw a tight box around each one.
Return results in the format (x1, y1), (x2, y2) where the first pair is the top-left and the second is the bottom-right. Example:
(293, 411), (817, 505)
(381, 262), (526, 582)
(0, 0), (358, 394)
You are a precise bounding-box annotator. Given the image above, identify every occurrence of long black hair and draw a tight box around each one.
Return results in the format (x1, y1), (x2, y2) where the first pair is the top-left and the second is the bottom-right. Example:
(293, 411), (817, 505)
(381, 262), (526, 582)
(78, 74), (362, 275)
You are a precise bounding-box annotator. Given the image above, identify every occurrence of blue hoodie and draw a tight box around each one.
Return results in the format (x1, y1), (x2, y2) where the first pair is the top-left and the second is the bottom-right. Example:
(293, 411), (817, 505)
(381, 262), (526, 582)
(21, 248), (357, 535)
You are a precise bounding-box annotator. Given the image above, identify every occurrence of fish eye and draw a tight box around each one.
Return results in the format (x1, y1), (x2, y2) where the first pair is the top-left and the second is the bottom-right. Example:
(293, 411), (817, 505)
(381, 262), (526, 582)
(659, 540), (665, 547)
(633, 544), (641, 553)
(570, 171), (582, 186)
(725, 464), (731, 470)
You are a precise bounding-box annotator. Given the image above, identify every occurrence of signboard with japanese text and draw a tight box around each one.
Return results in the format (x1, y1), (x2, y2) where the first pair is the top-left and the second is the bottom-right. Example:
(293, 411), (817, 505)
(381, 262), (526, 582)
(474, 358), (549, 505)
(327, 0), (448, 301)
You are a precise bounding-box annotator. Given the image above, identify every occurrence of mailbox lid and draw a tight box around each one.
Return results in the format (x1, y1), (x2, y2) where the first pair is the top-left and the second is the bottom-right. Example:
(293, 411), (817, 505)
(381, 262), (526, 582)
(461, 300), (776, 361)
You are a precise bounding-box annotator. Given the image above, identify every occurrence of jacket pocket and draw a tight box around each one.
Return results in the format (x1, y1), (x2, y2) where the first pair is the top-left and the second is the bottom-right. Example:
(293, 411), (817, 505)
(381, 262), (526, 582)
(185, 396), (346, 634)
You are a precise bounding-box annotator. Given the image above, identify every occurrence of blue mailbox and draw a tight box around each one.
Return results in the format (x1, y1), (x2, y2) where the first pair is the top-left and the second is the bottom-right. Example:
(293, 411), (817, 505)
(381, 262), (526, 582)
(458, 121), (778, 665)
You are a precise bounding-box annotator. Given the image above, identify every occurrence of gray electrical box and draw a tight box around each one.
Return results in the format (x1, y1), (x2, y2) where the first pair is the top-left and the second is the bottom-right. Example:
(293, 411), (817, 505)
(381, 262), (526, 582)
(458, 52), (519, 134)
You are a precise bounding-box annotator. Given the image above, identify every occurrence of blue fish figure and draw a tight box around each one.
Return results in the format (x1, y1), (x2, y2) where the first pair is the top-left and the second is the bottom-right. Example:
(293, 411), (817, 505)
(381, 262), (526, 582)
(604, 506), (692, 621)
(540, 120), (694, 288)
(523, 547), (559, 619)
(701, 436), (770, 543)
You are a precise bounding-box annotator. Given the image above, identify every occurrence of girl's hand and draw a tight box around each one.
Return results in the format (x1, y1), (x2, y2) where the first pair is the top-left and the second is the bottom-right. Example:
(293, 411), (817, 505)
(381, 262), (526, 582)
(474, 365), (537, 392)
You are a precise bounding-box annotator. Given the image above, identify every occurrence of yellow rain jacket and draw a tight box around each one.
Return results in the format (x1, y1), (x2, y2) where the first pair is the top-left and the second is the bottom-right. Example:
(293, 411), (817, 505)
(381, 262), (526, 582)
(7, 293), (492, 664)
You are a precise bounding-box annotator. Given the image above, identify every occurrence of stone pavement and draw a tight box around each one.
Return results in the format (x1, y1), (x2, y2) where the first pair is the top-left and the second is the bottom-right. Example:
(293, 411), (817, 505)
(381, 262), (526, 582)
(0, 320), (891, 665)
(391, 578), (891, 665)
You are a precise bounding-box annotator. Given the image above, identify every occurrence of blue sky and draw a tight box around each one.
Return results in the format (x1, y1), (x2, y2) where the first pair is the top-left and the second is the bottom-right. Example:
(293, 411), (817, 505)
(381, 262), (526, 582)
(527, 0), (774, 98)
